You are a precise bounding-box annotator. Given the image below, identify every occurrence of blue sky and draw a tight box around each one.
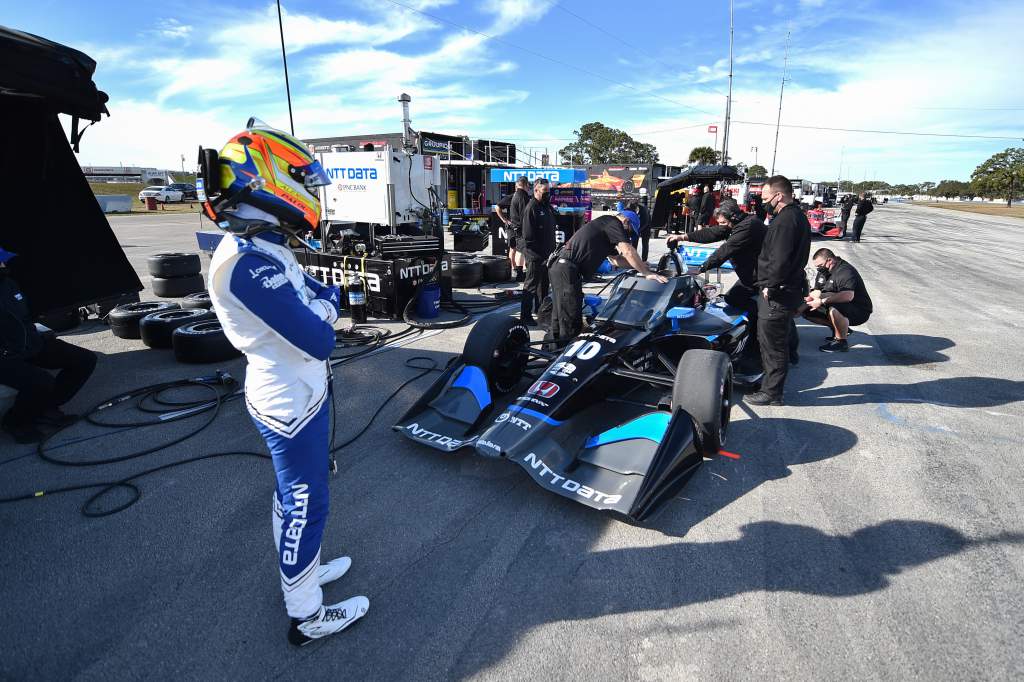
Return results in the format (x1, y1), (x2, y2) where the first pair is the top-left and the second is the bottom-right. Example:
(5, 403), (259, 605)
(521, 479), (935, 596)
(8, 0), (1023, 183)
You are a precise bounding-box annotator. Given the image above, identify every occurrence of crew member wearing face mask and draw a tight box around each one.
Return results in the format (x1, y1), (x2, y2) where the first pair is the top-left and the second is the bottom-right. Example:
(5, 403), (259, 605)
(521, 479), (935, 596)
(747, 175), (811, 406)
(800, 247), (872, 352)
(666, 197), (766, 375)
(519, 178), (556, 325)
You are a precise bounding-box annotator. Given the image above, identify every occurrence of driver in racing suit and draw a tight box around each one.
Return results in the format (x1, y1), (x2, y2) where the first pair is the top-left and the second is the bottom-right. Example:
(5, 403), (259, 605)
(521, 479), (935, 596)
(203, 119), (368, 646)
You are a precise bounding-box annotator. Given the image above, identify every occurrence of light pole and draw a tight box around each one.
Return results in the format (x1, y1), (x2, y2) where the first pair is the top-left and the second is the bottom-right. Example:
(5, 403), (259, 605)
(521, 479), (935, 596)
(276, 0), (295, 135)
(751, 146), (759, 166)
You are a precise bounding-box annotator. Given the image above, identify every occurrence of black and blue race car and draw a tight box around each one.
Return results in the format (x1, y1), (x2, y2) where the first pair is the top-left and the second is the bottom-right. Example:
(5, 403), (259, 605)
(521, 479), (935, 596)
(394, 254), (754, 522)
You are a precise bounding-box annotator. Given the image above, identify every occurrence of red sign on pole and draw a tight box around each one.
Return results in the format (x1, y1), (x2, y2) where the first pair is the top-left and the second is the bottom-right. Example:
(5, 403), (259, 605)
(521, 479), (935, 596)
(707, 125), (718, 133)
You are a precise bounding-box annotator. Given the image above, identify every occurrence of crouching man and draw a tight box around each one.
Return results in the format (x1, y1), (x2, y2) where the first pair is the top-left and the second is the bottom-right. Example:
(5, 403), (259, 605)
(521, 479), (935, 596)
(801, 248), (873, 352)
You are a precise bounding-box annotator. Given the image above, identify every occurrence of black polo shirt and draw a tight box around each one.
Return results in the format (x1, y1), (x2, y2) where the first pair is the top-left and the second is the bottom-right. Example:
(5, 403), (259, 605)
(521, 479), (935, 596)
(563, 215), (629, 278)
(821, 258), (872, 314)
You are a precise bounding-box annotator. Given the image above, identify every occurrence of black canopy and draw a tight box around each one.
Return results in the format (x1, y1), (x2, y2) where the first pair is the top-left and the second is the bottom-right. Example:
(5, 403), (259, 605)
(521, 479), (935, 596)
(651, 165), (743, 227)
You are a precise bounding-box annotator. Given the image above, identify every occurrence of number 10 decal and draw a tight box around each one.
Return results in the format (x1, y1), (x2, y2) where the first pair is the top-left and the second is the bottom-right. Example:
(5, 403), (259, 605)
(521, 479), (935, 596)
(562, 339), (601, 361)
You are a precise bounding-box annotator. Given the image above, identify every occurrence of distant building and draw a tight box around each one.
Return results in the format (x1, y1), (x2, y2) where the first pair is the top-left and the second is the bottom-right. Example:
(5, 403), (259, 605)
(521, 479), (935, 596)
(81, 166), (170, 184)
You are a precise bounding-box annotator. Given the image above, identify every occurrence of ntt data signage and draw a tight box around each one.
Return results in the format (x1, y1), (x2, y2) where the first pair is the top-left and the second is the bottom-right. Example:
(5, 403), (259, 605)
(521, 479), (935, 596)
(489, 167), (586, 184)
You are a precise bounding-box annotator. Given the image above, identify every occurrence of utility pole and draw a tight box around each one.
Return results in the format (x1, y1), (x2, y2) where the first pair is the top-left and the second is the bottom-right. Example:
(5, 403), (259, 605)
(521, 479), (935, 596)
(276, 0), (295, 135)
(836, 145), (844, 198)
(751, 146), (759, 166)
(770, 31), (790, 176)
(722, 0), (734, 165)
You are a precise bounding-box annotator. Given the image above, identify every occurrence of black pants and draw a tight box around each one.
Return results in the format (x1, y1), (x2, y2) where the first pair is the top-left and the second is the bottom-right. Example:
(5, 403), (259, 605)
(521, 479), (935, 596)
(640, 231), (651, 262)
(724, 282), (761, 371)
(756, 291), (802, 398)
(520, 258), (549, 321)
(548, 259), (583, 346)
(852, 215), (867, 241)
(0, 337), (97, 426)
(840, 210), (851, 229)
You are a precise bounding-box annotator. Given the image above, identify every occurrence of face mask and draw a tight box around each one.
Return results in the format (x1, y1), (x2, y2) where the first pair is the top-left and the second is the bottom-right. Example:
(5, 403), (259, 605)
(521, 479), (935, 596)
(816, 265), (831, 277)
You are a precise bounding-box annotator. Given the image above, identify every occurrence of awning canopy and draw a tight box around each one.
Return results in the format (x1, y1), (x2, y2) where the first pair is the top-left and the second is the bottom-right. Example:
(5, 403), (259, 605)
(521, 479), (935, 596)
(651, 165), (743, 227)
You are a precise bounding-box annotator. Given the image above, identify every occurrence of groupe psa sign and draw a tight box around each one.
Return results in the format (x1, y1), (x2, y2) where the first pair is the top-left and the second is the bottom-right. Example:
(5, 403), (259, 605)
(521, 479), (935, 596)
(489, 168), (586, 184)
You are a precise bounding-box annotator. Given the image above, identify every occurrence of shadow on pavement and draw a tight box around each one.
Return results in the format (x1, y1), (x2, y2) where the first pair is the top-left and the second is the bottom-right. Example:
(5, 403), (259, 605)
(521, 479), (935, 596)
(790, 376), (1024, 408)
(648, 417), (857, 537)
(448, 516), (1023, 679)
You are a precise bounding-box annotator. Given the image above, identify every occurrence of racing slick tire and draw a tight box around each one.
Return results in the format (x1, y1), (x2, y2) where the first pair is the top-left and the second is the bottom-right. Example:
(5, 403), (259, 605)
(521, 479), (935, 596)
(152, 274), (206, 298)
(672, 349), (733, 453)
(479, 256), (512, 282)
(147, 253), (201, 278)
(37, 308), (82, 333)
(449, 259), (484, 289)
(172, 320), (242, 363)
(109, 301), (180, 339)
(462, 313), (530, 393)
(140, 308), (216, 349)
(180, 291), (213, 310)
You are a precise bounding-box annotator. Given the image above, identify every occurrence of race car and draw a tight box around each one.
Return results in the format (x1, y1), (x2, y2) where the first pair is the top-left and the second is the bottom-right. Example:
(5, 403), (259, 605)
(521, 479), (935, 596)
(394, 253), (753, 522)
(584, 169), (633, 193)
(807, 207), (845, 239)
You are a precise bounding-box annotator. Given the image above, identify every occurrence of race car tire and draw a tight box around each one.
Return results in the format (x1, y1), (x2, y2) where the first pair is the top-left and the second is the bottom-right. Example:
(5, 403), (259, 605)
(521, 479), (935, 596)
(152, 274), (206, 298)
(172, 320), (241, 363)
(622, 181), (635, 193)
(147, 253), (201, 278)
(180, 291), (213, 310)
(479, 256), (512, 282)
(449, 259), (483, 289)
(462, 313), (530, 393)
(140, 308), (217, 349)
(109, 301), (181, 339)
(672, 349), (732, 453)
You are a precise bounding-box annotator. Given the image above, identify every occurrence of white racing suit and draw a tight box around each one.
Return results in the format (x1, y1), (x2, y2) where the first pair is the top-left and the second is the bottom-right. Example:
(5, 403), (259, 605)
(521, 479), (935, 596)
(208, 230), (337, 619)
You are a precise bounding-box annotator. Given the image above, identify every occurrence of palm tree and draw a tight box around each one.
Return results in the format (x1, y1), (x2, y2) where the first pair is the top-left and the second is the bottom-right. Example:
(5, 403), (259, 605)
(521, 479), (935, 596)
(688, 146), (719, 165)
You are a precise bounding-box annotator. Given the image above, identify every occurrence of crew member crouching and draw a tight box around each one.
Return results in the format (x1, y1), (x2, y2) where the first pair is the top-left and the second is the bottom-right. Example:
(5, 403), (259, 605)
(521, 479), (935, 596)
(801, 248), (873, 352)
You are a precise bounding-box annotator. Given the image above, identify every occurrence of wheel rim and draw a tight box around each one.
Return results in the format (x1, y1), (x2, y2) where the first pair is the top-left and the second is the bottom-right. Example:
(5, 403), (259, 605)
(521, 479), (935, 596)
(719, 368), (733, 445)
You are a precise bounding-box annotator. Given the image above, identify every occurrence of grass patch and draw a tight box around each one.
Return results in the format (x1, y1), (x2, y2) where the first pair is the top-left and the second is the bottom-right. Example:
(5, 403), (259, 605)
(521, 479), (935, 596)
(89, 182), (203, 214)
(913, 202), (1024, 219)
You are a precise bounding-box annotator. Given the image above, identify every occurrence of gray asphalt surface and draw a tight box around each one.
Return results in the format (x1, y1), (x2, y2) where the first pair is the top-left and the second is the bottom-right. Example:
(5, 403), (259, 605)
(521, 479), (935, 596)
(1, 204), (1022, 680)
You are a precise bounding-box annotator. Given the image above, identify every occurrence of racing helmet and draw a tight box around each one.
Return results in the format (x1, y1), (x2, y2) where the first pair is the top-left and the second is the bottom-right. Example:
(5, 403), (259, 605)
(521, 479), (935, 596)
(200, 118), (329, 236)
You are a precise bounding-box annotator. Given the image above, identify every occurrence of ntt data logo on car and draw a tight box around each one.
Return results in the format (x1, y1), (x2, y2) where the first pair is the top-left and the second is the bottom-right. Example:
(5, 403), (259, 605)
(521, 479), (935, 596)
(522, 453), (622, 504)
(527, 380), (560, 399)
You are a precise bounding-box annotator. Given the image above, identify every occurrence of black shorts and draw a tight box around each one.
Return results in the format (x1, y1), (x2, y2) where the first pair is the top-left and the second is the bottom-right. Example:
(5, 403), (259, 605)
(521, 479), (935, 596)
(507, 227), (521, 250)
(828, 302), (870, 326)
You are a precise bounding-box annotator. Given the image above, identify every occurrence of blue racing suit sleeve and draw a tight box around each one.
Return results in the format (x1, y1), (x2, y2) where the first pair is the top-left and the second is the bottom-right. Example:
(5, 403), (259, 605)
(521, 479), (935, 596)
(229, 253), (336, 361)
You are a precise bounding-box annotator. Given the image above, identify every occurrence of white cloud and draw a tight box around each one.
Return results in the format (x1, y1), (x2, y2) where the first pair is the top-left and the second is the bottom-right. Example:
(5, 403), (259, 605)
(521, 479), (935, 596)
(154, 19), (192, 41)
(799, 0), (826, 7)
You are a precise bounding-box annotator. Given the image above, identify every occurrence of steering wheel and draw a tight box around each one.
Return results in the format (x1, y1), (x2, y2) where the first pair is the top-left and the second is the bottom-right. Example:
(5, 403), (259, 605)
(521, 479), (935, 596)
(656, 249), (685, 276)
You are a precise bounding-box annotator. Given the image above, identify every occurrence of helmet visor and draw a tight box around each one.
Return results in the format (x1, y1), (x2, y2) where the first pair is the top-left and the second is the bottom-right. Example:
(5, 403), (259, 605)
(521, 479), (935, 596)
(296, 160), (330, 191)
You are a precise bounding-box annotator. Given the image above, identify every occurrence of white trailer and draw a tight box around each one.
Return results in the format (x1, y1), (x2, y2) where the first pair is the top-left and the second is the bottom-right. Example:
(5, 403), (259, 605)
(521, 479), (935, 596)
(316, 148), (441, 229)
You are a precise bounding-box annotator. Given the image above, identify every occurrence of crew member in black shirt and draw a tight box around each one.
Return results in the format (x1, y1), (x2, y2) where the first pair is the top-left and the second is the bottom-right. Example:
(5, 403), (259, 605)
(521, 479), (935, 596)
(746, 175), (811, 406)
(801, 248), (872, 352)
(851, 192), (873, 242)
(495, 176), (531, 280)
(628, 201), (652, 261)
(667, 197), (766, 373)
(698, 183), (716, 227)
(519, 178), (556, 325)
(686, 186), (703, 231)
(548, 212), (667, 345)
(0, 248), (97, 443)
(747, 193), (766, 221)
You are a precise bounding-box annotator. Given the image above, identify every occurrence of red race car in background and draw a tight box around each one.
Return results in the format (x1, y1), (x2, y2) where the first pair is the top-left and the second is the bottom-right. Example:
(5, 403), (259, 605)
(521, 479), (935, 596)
(807, 207), (845, 239)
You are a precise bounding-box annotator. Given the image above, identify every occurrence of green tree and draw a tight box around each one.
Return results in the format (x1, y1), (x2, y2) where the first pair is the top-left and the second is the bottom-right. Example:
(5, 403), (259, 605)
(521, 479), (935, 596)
(970, 147), (1024, 207)
(933, 179), (972, 198)
(557, 122), (659, 164)
(687, 146), (720, 165)
(919, 181), (936, 195)
(747, 164), (768, 177)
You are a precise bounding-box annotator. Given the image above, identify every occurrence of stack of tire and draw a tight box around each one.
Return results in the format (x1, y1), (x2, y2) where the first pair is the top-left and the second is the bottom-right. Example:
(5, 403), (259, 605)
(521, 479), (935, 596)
(147, 253), (205, 298)
(107, 293), (240, 364)
(447, 254), (511, 289)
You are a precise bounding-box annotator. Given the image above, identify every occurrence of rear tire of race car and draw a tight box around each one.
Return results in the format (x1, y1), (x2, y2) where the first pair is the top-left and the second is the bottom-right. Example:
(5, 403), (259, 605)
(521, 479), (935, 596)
(672, 349), (732, 453)
(140, 308), (216, 349)
(37, 308), (82, 333)
(109, 301), (181, 339)
(147, 253), (201, 278)
(449, 259), (483, 289)
(462, 313), (530, 393)
(152, 274), (206, 298)
(172, 320), (241, 363)
(180, 291), (212, 310)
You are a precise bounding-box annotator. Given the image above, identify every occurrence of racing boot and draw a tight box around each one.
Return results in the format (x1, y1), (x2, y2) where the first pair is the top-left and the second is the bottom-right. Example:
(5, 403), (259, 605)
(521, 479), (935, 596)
(318, 556), (352, 586)
(288, 596), (369, 646)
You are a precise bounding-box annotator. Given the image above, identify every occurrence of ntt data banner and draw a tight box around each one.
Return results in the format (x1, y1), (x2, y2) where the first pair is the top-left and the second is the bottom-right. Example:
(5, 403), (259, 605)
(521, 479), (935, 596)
(489, 167), (586, 184)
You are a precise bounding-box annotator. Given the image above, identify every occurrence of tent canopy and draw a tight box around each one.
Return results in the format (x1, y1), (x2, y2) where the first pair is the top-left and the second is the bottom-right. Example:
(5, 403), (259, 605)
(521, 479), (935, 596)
(651, 165), (743, 227)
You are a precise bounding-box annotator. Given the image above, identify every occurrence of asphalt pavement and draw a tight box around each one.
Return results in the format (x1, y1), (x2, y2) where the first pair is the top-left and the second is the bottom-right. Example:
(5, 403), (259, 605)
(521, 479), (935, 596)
(1, 203), (1021, 680)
